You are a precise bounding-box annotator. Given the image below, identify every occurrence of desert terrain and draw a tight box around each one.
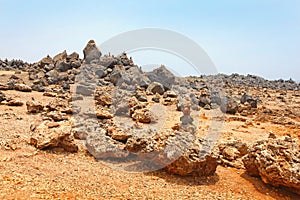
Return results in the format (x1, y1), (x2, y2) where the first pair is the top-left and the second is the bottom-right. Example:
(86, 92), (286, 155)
(0, 40), (299, 199)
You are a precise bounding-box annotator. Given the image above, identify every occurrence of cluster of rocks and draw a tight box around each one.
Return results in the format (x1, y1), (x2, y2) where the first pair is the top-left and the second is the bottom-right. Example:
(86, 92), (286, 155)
(0, 59), (29, 71)
(27, 95), (78, 152)
(201, 73), (300, 91)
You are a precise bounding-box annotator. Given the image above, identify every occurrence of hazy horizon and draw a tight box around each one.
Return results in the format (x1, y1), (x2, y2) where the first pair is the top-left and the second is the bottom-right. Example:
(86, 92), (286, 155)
(1, 0), (299, 80)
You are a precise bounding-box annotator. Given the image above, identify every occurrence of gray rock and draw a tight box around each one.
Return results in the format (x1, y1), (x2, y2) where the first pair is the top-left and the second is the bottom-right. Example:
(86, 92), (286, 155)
(86, 129), (129, 159)
(83, 40), (102, 64)
(147, 82), (165, 95)
(220, 97), (239, 114)
(146, 65), (175, 90)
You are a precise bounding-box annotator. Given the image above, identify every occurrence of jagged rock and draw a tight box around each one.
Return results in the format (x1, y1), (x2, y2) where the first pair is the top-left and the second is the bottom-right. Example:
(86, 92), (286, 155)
(146, 65), (175, 90)
(46, 97), (72, 114)
(29, 120), (78, 152)
(26, 100), (44, 113)
(154, 133), (219, 176)
(99, 56), (120, 68)
(83, 40), (102, 64)
(86, 129), (129, 159)
(220, 97), (239, 114)
(40, 55), (53, 67)
(56, 60), (71, 72)
(53, 50), (67, 63)
(218, 138), (248, 169)
(147, 82), (165, 95)
(243, 134), (300, 195)
(109, 67), (130, 85)
(94, 86), (113, 106)
(14, 83), (32, 92)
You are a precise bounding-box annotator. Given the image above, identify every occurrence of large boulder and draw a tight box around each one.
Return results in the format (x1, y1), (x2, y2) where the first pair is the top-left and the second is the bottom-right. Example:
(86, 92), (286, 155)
(147, 82), (165, 95)
(146, 65), (175, 90)
(155, 133), (219, 176)
(83, 40), (102, 64)
(220, 96), (239, 114)
(243, 133), (300, 195)
(29, 120), (78, 152)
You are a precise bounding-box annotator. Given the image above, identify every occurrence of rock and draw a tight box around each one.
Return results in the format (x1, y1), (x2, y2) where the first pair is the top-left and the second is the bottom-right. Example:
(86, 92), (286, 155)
(67, 52), (80, 61)
(240, 93), (258, 108)
(155, 133), (219, 176)
(94, 86), (113, 106)
(53, 50), (67, 63)
(220, 97), (239, 114)
(14, 83), (32, 92)
(131, 108), (152, 123)
(243, 134), (300, 195)
(146, 65), (175, 90)
(75, 84), (94, 96)
(99, 56), (119, 68)
(7, 99), (23, 106)
(26, 100), (44, 113)
(86, 129), (129, 159)
(198, 95), (211, 108)
(107, 127), (132, 142)
(40, 55), (53, 67)
(118, 52), (130, 66)
(96, 107), (113, 119)
(83, 40), (102, 64)
(29, 120), (78, 152)
(218, 138), (248, 169)
(56, 60), (71, 72)
(109, 68), (130, 85)
(164, 90), (177, 98)
(46, 111), (68, 121)
(147, 82), (165, 95)
(0, 91), (6, 102)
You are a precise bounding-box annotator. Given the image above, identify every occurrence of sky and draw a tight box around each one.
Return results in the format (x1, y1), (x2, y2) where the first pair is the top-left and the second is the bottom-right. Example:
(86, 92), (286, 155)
(0, 0), (300, 80)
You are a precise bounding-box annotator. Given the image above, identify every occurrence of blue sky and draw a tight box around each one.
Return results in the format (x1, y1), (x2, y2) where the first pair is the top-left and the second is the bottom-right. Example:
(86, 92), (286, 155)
(0, 0), (300, 80)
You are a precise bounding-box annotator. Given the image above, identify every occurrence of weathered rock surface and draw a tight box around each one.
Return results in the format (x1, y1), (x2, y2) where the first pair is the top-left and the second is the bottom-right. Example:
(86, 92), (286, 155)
(218, 138), (248, 169)
(29, 120), (78, 152)
(86, 129), (129, 159)
(243, 133), (300, 195)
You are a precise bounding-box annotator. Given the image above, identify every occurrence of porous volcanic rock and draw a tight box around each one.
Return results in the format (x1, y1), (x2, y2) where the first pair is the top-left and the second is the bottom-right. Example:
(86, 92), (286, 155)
(29, 120), (78, 152)
(243, 133), (300, 195)
(86, 129), (129, 159)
